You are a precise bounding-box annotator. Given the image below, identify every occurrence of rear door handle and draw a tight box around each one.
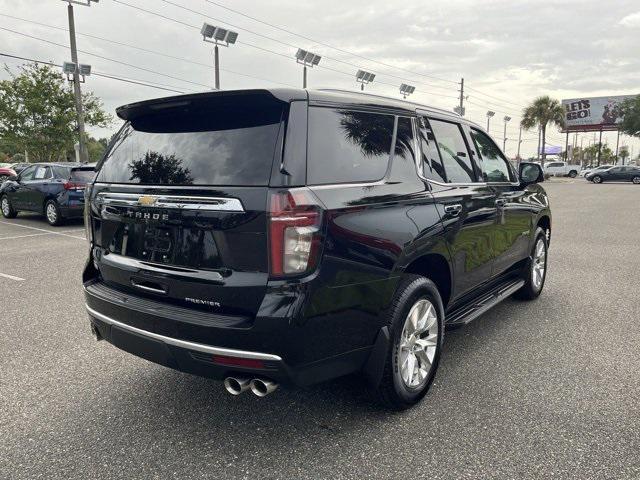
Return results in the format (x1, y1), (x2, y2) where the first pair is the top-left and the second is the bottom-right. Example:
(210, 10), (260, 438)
(443, 204), (462, 217)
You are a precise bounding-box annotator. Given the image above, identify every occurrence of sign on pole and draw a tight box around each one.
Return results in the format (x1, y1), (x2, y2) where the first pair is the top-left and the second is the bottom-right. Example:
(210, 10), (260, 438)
(561, 95), (636, 132)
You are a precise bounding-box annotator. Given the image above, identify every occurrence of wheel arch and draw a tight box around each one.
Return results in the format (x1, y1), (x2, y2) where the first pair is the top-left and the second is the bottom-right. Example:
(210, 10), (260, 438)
(403, 253), (452, 309)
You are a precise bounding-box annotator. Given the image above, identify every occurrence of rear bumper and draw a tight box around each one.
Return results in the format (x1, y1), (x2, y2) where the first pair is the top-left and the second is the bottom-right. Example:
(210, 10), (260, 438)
(84, 282), (373, 387)
(59, 205), (84, 218)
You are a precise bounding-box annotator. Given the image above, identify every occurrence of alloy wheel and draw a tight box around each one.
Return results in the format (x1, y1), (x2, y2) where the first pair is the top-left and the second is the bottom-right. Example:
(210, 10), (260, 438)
(633, 176), (640, 184)
(398, 298), (438, 389)
(46, 203), (57, 224)
(532, 238), (546, 290)
(1, 197), (10, 217)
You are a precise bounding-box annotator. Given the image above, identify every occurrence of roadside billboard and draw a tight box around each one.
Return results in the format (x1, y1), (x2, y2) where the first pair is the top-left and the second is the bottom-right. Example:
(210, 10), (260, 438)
(562, 95), (636, 132)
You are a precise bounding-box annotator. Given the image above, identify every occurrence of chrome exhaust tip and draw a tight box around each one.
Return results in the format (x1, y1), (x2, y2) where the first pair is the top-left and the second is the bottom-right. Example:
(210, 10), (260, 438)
(224, 377), (251, 395)
(250, 378), (278, 397)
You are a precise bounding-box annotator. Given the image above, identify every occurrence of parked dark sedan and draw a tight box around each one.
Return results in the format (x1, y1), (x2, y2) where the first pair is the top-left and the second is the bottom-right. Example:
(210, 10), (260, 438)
(586, 166), (640, 184)
(0, 162), (96, 225)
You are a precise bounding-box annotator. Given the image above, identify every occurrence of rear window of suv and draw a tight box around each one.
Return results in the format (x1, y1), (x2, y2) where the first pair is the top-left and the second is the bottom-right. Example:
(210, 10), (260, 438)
(307, 107), (394, 185)
(96, 104), (283, 186)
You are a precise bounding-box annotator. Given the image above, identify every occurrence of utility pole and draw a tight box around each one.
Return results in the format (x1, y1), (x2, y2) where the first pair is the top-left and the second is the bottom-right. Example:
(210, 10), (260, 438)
(516, 125), (522, 159)
(458, 78), (464, 117)
(303, 65), (307, 88)
(615, 129), (620, 164)
(66, 2), (88, 163)
(597, 129), (603, 166)
(565, 132), (569, 162)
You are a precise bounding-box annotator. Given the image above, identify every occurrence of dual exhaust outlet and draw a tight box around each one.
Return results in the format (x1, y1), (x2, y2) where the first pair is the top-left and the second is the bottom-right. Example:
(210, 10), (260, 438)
(224, 377), (278, 397)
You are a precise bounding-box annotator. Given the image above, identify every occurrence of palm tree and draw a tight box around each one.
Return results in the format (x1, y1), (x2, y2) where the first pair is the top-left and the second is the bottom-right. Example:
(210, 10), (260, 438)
(520, 96), (565, 166)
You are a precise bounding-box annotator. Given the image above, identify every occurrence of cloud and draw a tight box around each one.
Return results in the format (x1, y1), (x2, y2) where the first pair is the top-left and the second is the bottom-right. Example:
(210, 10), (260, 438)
(619, 11), (640, 27)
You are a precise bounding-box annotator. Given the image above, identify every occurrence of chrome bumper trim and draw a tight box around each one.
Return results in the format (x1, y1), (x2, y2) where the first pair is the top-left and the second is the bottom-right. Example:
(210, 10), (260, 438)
(85, 304), (282, 362)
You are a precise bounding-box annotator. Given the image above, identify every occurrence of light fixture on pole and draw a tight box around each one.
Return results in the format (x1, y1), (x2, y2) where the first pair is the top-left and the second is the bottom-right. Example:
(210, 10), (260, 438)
(201, 22), (238, 90)
(486, 111), (495, 132)
(399, 83), (415, 99)
(356, 70), (375, 91)
(295, 49), (321, 89)
(63, 62), (91, 83)
(61, 0), (98, 164)
(502, 116), (511, 152)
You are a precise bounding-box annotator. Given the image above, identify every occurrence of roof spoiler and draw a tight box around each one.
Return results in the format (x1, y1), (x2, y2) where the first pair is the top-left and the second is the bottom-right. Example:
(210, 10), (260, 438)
(116, 89), (303, 121)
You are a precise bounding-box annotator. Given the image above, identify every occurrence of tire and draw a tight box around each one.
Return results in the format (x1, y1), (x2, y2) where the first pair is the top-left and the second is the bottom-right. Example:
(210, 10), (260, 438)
(375, 275), (444, 410)
(1, 194), (17, 218)
(44, 200), (63, 226)
(0, 174), (9, 183)
(514, 227), (548, 300)
(568, 170), (577, 178)
(632, 176), (640, 184)
(592, 175), (602, 184)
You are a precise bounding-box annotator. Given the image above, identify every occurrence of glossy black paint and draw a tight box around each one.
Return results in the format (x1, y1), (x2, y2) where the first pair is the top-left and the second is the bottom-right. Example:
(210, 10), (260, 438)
(83, 88), (552, 387)
(0, 163), (92, 219)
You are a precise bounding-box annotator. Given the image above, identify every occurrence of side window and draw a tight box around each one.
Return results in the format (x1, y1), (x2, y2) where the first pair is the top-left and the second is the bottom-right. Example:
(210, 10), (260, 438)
(307, 107), (394, 184)
(390, 117), (419, 182)
(429, 119), (476, 183)
(33, 166), (51, 180)
(19, 166), (36, 181)
(418, 116), (447, 183)
(470, 128), (514, 182)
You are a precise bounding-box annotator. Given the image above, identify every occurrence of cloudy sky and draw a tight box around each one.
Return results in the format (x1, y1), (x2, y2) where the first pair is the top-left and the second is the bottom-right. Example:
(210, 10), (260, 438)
(1, 0), (639, 158)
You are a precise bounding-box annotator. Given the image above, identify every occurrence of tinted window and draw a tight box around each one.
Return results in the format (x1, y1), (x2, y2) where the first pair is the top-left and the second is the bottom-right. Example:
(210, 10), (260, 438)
(470, 128), (514, 182)
(71, 169), (96, 183)
(547, 162), (562, 168)
(307, 107), (394, 184)
(19, 166), (36, 181)
(96, 105), (283, 186)
(429, 119), (476, 183)
(391, 117), (419, 182)
(419, 117), (447, 183)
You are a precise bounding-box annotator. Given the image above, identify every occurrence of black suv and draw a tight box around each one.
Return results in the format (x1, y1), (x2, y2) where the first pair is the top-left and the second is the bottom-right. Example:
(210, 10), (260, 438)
(83, 89), (550, 409)
(1, 162), (95, 225)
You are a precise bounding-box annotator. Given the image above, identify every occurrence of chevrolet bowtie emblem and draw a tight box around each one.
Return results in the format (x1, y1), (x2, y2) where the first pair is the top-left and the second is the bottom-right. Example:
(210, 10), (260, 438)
(138, 195), (157, 206)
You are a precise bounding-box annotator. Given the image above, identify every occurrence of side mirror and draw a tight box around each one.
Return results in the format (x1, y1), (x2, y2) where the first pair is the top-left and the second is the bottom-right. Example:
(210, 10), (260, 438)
(519, 162), (544, 186)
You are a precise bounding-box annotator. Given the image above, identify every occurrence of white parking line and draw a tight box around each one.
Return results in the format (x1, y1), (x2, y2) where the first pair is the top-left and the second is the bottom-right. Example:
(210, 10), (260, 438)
(0, 232), (52, 241)
(0, 220), (85, 240)
(0, 272), (25, 281)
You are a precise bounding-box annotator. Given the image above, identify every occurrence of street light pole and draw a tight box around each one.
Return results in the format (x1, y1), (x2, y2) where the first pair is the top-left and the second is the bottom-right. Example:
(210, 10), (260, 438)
(502, 116), (511, 153)
(214, 44), (220, 90)
(66, 2), (88, 163)
(486, 111), (495, 133)
(516, 125), (522, 159)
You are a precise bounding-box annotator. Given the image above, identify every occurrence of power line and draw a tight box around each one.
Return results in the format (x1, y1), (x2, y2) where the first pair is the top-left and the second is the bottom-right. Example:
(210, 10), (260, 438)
(112, 0), (460, 99)
(0, 52), (191, 93)
(0, 13), (298, 88)
(0, 25), (212, 90)
(201, 0), (460, 87)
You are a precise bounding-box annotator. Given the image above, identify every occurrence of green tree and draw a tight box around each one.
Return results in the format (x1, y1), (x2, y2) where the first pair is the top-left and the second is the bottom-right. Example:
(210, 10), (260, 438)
(520, 96), (565, 166)
(0, 63), (111, 162)
(619, 148), (630, 164)
(583, 143), (614, 164)
(620, 95), (640, 138)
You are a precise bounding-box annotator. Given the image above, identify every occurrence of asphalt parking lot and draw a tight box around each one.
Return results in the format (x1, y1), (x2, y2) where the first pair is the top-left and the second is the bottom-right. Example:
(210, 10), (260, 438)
(1, 180), (639, 480)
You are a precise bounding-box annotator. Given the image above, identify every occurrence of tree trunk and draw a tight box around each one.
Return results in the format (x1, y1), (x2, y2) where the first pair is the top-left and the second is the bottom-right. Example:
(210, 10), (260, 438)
(541, 125), (547, 167)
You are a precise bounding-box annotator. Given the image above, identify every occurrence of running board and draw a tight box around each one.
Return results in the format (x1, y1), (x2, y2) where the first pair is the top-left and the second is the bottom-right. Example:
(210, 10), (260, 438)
(445, 279), (525, 326)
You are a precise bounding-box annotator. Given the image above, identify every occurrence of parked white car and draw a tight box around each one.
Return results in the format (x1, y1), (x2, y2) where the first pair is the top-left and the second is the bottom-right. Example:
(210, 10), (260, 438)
(580, 164), (614, 177)
(544, 161), (581, 178)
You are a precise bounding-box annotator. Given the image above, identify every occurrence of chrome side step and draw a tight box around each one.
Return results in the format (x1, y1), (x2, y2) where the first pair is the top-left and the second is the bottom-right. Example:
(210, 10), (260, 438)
(445, 279), (524, 326)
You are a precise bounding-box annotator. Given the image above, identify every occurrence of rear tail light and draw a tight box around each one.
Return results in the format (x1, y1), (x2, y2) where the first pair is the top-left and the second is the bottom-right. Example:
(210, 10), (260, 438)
(269, 189), (324, 277)
(63, 181), (85, 191)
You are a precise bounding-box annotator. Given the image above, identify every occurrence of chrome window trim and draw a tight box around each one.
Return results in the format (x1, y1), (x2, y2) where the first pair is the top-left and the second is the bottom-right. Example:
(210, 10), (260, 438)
(96, 192), (245, 212)
(85, 304), (283, 361)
